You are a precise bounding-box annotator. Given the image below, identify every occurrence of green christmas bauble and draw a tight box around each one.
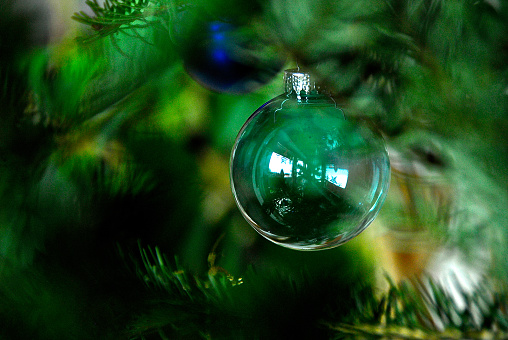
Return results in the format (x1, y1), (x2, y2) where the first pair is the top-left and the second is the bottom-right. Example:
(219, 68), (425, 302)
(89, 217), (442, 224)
(230, 69), (390, 250)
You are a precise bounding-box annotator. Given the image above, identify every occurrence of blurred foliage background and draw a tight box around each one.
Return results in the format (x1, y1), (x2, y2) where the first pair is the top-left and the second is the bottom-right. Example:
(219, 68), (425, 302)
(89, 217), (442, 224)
(0, 0), (507, 338)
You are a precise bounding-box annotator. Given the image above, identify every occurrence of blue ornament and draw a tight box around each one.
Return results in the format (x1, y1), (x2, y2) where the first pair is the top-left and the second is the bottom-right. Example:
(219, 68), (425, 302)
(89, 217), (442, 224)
(174, 7), (285, 93)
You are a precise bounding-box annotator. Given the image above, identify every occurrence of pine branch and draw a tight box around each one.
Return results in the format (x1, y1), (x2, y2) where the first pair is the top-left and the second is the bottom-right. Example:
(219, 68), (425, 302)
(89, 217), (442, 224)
(72, 0), (166, 43)
(325, 276), (508, 339)
(129, 245), (508, 339)
(127, 244), (244, 339)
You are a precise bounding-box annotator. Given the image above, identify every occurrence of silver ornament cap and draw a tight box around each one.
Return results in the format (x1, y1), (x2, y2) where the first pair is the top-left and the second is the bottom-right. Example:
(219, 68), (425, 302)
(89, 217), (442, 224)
(284, 68), (323, 97)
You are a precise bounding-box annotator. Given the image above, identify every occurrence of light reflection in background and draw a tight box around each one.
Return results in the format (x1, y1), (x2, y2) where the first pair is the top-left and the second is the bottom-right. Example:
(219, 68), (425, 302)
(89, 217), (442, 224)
(268, 152), (349, 189)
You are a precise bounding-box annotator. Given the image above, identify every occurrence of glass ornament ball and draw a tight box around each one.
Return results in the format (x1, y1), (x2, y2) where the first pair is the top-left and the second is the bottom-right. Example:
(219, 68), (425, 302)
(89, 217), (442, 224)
(230, 69), (390, 250)
(173, 6), (285, 94)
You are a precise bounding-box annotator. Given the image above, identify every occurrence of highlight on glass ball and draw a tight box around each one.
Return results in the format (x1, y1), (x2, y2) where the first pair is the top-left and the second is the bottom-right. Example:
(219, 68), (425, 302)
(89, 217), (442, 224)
(230, 69), (390, 250)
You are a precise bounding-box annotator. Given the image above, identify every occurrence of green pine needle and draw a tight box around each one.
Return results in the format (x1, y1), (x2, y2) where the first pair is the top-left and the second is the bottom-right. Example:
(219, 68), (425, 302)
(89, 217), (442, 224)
(325, 276), (508, 339)
(128, 244), (244, 339)
(130, 246), (508, 339)
(72, 0), (164, 43)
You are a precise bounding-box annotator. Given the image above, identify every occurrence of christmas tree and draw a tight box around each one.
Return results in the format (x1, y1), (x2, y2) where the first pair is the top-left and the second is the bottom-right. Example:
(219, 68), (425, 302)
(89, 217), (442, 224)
(1, 0), (507, 338)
